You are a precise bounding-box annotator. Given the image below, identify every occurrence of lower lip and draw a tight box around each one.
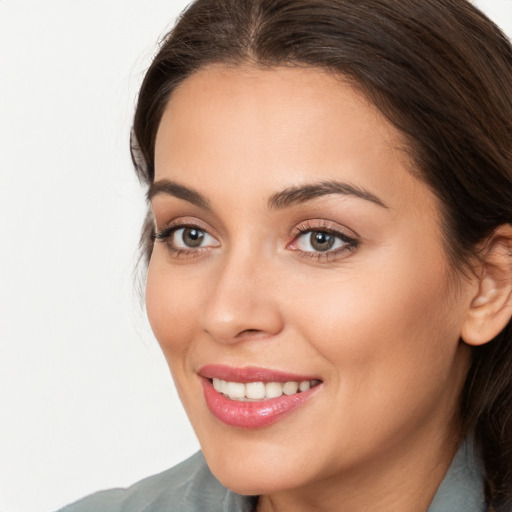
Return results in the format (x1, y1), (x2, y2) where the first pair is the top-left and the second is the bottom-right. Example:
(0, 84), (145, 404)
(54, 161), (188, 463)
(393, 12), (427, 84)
(201, 379), (321, 429)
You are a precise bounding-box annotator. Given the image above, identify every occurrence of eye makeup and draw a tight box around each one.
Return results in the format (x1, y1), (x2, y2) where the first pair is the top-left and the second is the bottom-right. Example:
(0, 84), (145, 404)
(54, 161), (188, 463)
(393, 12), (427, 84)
(152, 217), (220, 260)
(153, 215), (360, 263)
(288, 219), (360, 262)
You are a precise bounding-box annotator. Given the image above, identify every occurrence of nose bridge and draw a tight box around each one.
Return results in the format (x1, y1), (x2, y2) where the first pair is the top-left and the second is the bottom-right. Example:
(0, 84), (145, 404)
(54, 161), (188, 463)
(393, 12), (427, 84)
(200, 242), (283, 343)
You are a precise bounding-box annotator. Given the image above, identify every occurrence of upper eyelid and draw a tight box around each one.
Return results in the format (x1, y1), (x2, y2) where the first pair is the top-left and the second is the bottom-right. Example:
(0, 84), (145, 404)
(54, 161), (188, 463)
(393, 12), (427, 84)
(291, 218), (360, 239)
(154, 216), (219, 236)
(153, 216), (360, 244)
(291, 227), (359, 247)
(294, 229), (356, 243)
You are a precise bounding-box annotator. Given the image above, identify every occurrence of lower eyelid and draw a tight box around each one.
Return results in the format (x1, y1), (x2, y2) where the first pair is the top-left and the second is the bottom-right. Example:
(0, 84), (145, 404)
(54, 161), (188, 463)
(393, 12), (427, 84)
(156, 219), (357, 262)
(157, 226), (221, 258)
(287, 228), (360, 263)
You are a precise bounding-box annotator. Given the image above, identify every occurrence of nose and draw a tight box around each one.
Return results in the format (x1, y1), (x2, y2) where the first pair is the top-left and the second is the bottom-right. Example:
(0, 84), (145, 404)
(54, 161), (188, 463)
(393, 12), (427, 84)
(199, 250), (284, 344)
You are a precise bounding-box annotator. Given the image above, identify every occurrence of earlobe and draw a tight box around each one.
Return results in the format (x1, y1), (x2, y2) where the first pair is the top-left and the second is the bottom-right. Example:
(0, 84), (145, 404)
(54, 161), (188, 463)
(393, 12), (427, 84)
(461, 224), (512, 347)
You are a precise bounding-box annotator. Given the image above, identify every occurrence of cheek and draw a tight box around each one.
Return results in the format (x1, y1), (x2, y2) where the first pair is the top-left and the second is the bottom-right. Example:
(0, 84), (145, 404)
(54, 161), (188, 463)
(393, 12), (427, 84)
(287, 243), (462, 407)
(145, 257), (202, 369)
(282, 260), (465, 461)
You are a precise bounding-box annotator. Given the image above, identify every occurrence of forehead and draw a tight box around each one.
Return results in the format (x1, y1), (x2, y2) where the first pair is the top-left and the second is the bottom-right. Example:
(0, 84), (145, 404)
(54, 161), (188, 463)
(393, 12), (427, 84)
(154, 64), (433, 215)
(155, 64), (400, 163)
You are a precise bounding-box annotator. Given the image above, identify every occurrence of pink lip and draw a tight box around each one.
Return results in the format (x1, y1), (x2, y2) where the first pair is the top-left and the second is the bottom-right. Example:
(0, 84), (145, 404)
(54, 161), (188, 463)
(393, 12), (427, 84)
(199, 365), (322, 429)
(199, 364), (319, 383)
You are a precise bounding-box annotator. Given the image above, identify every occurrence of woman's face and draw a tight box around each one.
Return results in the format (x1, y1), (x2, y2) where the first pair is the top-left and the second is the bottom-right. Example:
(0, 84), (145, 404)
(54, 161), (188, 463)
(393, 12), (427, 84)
(147, 66), (473, 496)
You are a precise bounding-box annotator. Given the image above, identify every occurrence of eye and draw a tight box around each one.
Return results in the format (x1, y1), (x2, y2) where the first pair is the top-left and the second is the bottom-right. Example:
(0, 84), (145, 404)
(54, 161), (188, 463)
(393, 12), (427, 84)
(153, 223), (220, 257)
(296, 231), (344, 252)
(288, 221), (359, 261)
(171, 227), (215, 249)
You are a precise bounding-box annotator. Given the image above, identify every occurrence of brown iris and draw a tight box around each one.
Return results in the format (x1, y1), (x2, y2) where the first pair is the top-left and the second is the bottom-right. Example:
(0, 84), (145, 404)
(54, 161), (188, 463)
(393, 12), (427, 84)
(310, 231), (335, 251)
(181, 228), (204, 248)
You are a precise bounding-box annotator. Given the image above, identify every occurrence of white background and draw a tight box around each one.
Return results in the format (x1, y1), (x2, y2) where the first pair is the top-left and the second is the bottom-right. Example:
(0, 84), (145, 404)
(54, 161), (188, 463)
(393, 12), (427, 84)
(1, 1), (511, 511)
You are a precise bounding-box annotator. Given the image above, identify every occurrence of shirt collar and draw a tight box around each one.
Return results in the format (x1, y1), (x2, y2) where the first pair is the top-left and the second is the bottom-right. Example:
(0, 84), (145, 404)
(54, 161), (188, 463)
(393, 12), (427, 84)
(427, 437), (486, 512)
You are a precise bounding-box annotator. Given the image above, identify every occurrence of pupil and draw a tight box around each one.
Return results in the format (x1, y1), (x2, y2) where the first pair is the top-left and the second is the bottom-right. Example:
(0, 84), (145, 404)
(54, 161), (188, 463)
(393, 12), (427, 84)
(311, 231), (334, 251)
(183, 228), (204, 247)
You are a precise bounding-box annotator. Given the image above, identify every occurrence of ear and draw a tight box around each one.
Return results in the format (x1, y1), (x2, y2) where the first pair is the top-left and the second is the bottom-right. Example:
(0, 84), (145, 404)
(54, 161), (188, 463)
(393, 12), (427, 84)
(461, 224), (512, 346)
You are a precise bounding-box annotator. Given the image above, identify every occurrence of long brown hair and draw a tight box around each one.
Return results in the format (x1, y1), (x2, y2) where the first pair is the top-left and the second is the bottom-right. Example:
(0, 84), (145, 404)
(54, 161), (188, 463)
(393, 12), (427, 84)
(131, 0), (512, 507)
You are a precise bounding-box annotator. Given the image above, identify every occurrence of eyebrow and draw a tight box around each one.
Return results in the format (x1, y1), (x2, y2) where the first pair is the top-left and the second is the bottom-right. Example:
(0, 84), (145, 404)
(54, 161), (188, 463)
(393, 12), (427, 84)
(148, 178), (387, 211)
(148, 179), (211, 210)
(268, 181), (388, 210)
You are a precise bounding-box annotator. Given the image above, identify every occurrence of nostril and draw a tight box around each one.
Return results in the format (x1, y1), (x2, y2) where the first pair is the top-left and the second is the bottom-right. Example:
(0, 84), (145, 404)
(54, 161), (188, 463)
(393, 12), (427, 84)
(237, 329), (264, 338)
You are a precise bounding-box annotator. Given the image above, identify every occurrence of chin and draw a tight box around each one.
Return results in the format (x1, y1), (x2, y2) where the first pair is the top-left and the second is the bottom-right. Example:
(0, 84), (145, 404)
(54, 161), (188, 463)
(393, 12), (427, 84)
(206, 453), (309, 496)
(195, 422), (327, 496)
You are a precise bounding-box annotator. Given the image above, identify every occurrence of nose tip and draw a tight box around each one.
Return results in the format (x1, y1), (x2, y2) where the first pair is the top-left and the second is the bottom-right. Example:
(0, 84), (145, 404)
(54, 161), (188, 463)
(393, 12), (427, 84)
(199, 265), (284, 344)
(201, 300), (284, 344)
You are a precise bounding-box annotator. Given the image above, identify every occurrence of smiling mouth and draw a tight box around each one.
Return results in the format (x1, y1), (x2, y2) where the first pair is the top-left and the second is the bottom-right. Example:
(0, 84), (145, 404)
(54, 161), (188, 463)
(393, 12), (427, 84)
(199, 365), (323, 428)
(211, 378), (321, 401)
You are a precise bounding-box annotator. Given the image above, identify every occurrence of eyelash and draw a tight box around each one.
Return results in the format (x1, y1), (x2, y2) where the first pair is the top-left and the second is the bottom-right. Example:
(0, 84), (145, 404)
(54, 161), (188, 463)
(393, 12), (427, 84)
(152, 222), (217, 259)
(289, 221), (359, 262)
(153, 220), (360, 262)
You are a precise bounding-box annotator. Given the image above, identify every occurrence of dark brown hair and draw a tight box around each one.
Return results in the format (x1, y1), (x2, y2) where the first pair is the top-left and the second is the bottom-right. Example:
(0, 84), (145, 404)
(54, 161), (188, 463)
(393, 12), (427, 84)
(131, 0), (512, 507)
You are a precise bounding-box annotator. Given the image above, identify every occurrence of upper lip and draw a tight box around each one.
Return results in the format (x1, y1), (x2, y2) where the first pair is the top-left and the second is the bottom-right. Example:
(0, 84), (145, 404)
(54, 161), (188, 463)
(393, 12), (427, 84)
(198, 364), (321, 383)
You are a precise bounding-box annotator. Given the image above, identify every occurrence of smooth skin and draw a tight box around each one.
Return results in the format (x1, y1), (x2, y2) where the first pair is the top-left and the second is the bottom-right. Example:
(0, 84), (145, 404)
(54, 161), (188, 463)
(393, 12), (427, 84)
(146, 65), (507, 512)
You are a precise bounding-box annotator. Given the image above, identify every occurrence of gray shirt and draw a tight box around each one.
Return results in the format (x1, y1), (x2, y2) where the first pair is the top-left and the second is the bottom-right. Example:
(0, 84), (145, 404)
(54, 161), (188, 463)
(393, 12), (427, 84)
(58, 438), (485, 512)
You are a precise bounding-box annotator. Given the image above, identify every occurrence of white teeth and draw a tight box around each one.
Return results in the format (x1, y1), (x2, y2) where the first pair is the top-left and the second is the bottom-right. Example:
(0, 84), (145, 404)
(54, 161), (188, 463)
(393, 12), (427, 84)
(212, 378), (318, 401)
(283, 381), (299, 395)
(299, 380), (311, 392)
(212, 378), (222, 392)
(265, 382), (283, 399)
(226, 381), (245, 399)
(245, 381), (266, 400)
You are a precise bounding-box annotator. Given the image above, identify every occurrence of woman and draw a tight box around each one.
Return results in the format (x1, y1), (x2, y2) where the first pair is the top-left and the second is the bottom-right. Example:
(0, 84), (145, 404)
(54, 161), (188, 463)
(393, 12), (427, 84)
(60, 0), (512, 510)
